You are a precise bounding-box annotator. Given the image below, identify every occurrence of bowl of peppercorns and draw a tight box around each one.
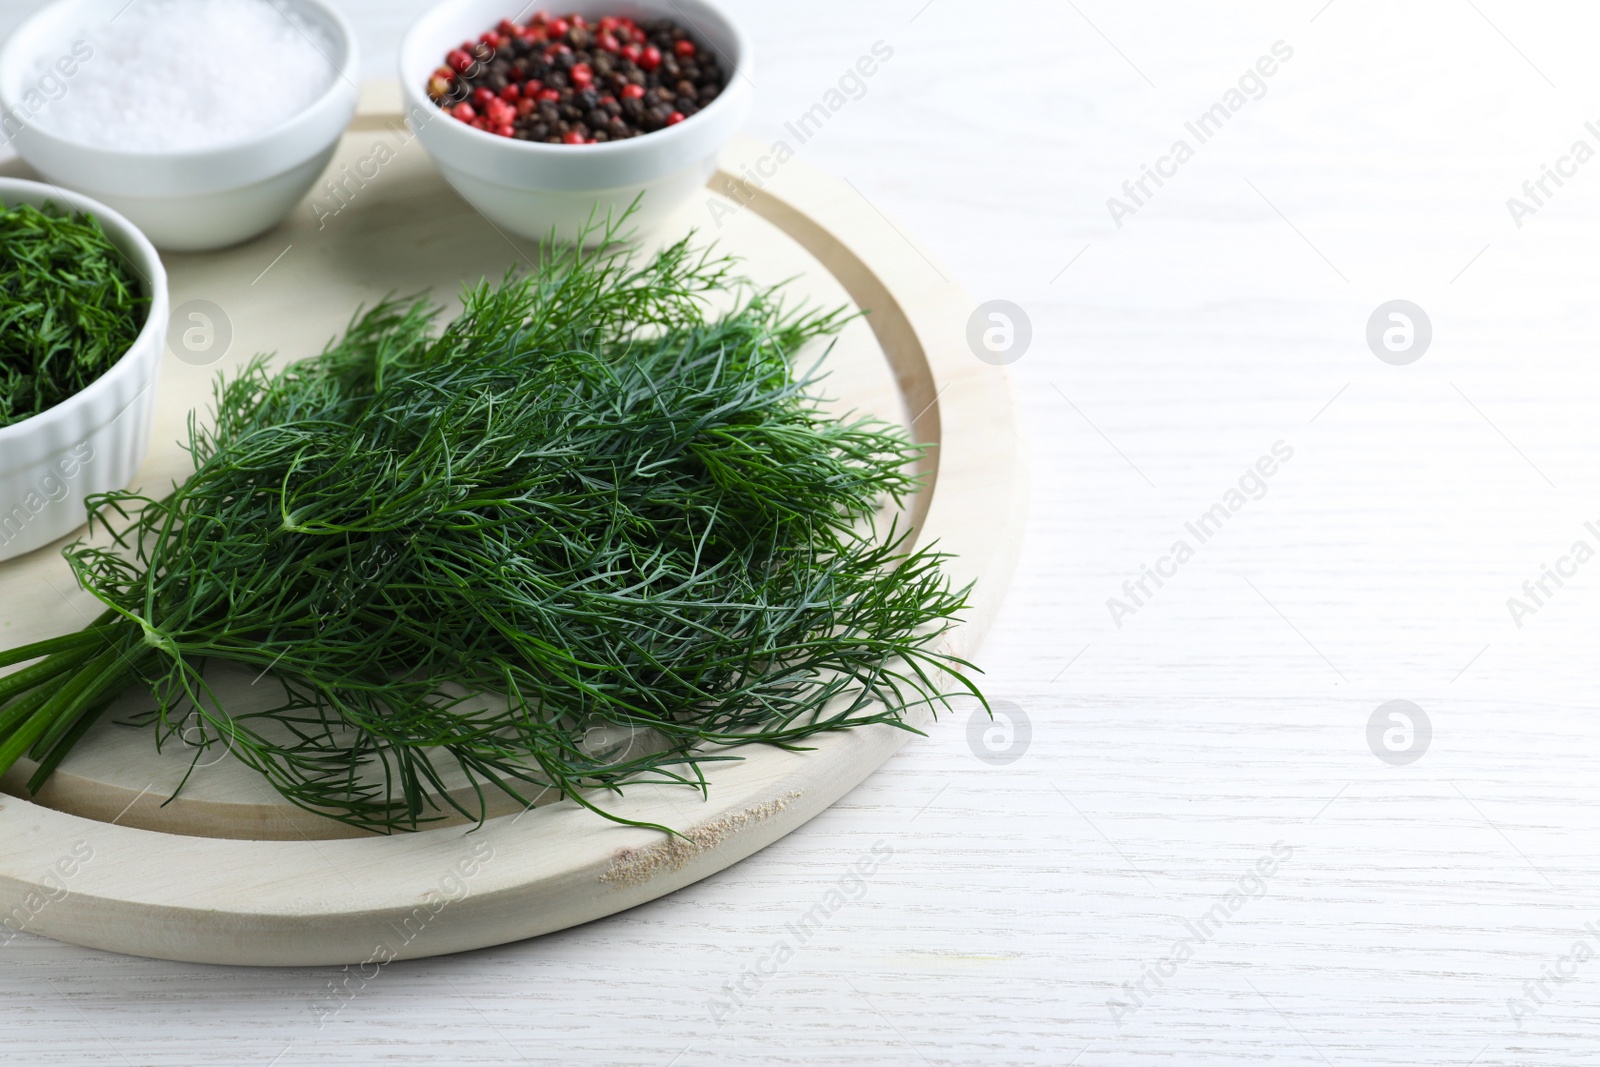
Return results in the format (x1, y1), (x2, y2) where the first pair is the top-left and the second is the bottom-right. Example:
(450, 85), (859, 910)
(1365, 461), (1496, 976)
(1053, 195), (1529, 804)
(398, 1), (750, 242)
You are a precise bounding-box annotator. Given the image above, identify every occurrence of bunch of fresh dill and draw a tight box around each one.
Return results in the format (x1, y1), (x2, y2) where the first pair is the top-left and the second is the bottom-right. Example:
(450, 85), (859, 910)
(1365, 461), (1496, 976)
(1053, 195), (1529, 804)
(0, 201), (147, 427)
(0, 231), (978, 834)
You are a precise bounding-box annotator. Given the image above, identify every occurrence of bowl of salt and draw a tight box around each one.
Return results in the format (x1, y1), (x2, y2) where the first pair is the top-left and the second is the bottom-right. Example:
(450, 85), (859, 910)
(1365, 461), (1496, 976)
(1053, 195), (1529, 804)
(0, 0), (359, 251)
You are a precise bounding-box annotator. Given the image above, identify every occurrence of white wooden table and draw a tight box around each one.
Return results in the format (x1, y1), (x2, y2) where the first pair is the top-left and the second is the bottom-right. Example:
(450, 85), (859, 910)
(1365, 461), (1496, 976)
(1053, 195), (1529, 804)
(7, 0), (1600, 1063)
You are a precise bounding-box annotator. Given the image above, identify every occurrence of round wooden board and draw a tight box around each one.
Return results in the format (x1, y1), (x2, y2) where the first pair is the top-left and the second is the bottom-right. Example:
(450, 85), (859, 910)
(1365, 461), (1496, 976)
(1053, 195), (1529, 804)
(0, 97), (1024, 965)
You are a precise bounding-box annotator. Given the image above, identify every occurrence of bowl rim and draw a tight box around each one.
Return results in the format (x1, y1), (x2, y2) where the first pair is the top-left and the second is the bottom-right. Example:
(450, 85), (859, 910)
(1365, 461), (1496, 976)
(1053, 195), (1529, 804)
(0, 177), (168, 448)
(397, 0), (750, 159)
(0, 0), (359, 162)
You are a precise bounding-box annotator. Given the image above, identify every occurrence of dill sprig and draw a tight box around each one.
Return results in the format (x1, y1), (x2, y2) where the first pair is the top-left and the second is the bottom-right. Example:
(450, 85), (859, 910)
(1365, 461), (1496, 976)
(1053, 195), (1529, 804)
(0, 227), (980, 834)
(0, 201), (147, 427)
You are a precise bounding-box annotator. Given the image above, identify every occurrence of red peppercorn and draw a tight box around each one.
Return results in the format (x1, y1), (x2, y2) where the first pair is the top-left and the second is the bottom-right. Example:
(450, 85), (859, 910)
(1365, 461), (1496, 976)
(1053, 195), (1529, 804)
(667, 111), (685, 125)
(472, 86), (496, 108)
(446, 49), (473, 74)
(537, 88), (560, 103)
(452, 102), (476, 121)
(516, 97), (536, 117)
(570, 62), (593, 88)
(524, 79), (544, 96)
(495, 123), (515, 137)
(545, 43), (572, 58)
(547, 16), (570, 37)
(499, 83), (520, 101)
(530, 10), (549, 23)
(596, 32), (620, 53)
(598, 15), (620, 31)
(570, 14), (588, 29)
(639, 45), (661, 71)
(621, 43), (642, 63)
(599, 94), (616, 106)
(674, 39), (696, 58)
(497, 18), (518, 35)
(621, 83), (645, 100)
(562, 130), (585, 144)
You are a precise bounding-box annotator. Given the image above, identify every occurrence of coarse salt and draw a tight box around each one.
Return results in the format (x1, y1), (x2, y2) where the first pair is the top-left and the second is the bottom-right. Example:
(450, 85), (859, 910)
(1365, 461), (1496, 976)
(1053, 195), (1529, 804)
(31, 0), (337, 152)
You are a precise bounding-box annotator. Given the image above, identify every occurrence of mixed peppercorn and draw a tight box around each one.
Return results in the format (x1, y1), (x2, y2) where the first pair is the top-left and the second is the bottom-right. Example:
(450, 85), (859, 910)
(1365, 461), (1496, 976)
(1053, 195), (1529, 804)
(426, 12), (726, 144)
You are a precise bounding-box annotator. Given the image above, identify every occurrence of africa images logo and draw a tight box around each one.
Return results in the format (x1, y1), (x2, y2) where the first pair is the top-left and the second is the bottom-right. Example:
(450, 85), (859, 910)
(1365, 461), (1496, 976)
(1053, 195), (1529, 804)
(1105, 40), (1294, 228)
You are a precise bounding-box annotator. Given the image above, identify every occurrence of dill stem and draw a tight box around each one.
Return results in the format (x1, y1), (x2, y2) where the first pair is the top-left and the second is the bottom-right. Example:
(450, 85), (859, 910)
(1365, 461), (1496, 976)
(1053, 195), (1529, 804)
(29, 662), (129, 764)
(0, 683), (57, 739)
(26, 696), (115, 793)
(0, 694), (71, 779)
(0, 620), (118, 673)
(0, 644), (97, 707)
(29, 653), (132, 760)
(0, 645), (126, 775)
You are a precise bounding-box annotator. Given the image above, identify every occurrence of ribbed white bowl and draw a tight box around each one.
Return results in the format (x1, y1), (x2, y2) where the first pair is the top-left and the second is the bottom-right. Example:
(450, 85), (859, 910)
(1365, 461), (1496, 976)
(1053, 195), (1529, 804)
(0, 178), (167, 563)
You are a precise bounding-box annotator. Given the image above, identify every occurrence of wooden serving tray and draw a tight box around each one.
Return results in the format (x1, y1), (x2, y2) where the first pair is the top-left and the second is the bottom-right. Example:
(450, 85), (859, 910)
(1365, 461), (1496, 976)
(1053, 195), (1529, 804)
(0, 94), (1023, 965)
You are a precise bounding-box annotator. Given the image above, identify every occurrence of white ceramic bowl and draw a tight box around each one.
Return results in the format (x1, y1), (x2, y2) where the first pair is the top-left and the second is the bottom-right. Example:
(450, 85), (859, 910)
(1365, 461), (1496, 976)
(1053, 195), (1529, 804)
(0, 0), (359, 252)
(0, 178), (167, 563)
(398, 0), (751, 242)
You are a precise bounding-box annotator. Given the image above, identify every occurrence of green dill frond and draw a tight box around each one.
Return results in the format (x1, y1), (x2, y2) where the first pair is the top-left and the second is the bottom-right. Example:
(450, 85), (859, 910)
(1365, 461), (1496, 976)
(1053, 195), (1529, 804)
(0, 225), (980, 834)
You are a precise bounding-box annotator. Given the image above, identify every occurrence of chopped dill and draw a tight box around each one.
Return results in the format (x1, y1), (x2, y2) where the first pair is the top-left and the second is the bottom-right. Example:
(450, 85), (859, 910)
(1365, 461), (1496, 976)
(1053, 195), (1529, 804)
(0, 201), (147, 427)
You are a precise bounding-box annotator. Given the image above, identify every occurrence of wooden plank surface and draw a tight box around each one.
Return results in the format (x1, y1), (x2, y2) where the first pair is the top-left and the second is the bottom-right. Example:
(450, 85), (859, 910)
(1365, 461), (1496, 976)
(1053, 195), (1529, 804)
(5, 0), (1600, 1063)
